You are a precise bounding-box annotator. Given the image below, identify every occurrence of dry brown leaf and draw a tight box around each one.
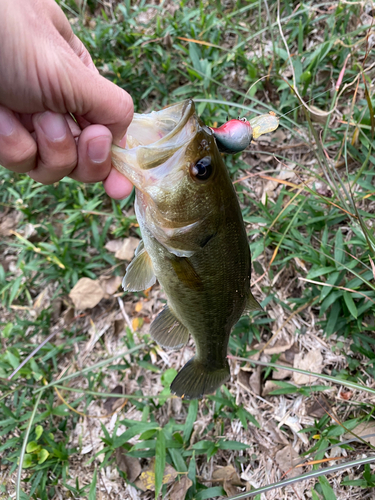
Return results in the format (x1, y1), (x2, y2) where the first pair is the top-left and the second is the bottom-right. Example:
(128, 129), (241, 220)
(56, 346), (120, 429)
(281, 343), (300, 364)
(272, 361), (292, 380)
(264, 340), (294, 355)
(103, 385), (126, 414)
(132, 317), (140, 331)
(99, 275), (122, 296)
(275, 445), (300, 478)
(264, 421), (289, 446)
(105, 239), (124, 253)
(115, 237), (140, 260)
(33, 285), (53, 314)
(212, 465), (244, 486)
(293, 349), (323, 385)
(135, 301), (143, 313)
(238, 369), (250, 390)
(262, 380), (281, 396)
(63, 306), (75, 325)
(69, 278), (104, 309)
(306, 397), (331, 418)
(249, 367), (262, 395)
(0, 210), (21, 236)
(167, 476), (192, 500)
(344, 421), (375, 446)
(114, 318), (125, 336)
(116, 447), (142, 483)
(223, 480), (239, 497)
(138, 462), (178, 491)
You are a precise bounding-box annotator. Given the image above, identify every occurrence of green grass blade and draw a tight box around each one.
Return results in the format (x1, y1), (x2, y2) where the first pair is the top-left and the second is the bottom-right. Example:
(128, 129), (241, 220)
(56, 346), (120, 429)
(16, 390), (44, 500)
(154, 429), (166, 499)
(224, 456), (375, 499)
(229, 356), (375, 396)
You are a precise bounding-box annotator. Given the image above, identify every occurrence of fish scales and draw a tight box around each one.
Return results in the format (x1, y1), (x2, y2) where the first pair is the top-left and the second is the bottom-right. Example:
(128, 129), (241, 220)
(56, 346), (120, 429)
(111, 99), (261, 399)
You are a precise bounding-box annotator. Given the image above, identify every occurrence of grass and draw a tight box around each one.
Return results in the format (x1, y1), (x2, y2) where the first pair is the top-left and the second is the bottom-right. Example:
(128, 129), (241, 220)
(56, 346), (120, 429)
(1, 0), (375, 498)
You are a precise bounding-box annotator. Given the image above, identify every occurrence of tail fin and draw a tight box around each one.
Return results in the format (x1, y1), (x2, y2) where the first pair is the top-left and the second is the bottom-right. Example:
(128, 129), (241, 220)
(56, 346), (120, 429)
(170, 358), (230, 400)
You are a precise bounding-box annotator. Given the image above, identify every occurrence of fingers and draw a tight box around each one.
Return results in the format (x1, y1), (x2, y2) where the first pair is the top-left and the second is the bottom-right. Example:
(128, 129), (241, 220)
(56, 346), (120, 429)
(103, 168), (134, 200)
(70, 124), (112, 183)
(0, 104), (128, 192)
(29, 111), (77, 184)
(0, 105), (37, 173)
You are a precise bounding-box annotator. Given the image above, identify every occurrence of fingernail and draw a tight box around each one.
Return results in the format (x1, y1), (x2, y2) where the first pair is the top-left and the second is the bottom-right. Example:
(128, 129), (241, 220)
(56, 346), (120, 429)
(0, 111), (15, 136)
(37, 112), (67, 141)
(88, 136), (112, 163)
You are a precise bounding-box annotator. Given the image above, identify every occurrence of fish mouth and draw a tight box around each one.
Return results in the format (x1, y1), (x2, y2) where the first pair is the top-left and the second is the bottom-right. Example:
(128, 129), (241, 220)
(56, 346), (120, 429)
(111, 99), (197, 188)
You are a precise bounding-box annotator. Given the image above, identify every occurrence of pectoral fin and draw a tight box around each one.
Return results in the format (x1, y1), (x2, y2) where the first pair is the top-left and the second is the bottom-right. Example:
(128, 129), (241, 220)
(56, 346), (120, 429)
(150, 305), (189, 349)
(246, 291), (262, 312)
(122, 241), (156, 292)
(170, 257), (204, 291)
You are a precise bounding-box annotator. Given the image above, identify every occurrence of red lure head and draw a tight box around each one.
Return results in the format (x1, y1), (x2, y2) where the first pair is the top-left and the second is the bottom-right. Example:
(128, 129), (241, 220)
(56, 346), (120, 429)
(210, 117), (253, 154)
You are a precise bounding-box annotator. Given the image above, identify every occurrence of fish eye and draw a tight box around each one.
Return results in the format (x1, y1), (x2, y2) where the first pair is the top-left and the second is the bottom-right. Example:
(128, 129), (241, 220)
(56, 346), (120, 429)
(190, 156), (212, 181)
(240, 117), (248, 123)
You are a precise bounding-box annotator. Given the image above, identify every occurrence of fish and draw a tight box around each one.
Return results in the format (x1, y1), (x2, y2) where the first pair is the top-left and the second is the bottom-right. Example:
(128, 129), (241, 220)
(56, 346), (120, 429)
(111, 100), (278, 400)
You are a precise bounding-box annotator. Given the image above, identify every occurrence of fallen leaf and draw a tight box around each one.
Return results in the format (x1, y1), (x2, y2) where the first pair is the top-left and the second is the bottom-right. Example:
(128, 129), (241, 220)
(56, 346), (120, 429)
(63, 306), (75, 325)
(167, 475), (192, 500)
(33, 285), (53, 314)
(132, 317), (140, 331)
(114, 318), (125, 336)
(138, 462), (178, 491)
(223, 481), (239, 496)
(105, 239), (124, 253)
(238, 370), (250, 391)
(275, 445), (300, 478)
(103, 385), (126, 414)
(116, 448), (141, 483)
(306, 397), (331, 418)
(281, 343), (300, 364)
(115, 237), (140, 260)
(271, 361), (292, 380)
(99, 275), (122, 296)
(344, 421), (375, 446)
(69, 278), (104, 309)
(0, 210), (21, 236)
(249, 367), (262, 395)
(293, 349), (323, 385)
(262, 380), (281, 396)
(51, 298), (62, 322)
(264, 340), (294, 355)
(212, 465), (244, 486)
(135, 301), (143, 313)
(264, 421), (289, 446)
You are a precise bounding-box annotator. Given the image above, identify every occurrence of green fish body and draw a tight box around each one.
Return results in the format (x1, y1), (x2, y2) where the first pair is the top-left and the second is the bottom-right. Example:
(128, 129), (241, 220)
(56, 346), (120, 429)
(111, 100), (259, 399)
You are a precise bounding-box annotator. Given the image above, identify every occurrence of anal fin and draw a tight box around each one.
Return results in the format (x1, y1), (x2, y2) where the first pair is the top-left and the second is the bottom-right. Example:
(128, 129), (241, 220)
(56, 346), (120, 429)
(150, 305), (189, 350)
(122, 240), (156, 292)
(245, 291), (262, 312)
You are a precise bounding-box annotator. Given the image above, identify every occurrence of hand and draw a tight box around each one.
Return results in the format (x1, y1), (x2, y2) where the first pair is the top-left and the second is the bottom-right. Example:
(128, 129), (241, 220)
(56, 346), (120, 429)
(0, 0), (134, 199)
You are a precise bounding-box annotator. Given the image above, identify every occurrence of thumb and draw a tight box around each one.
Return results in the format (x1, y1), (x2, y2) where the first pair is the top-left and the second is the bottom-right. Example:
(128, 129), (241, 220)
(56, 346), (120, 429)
(60, 35), (134, 144)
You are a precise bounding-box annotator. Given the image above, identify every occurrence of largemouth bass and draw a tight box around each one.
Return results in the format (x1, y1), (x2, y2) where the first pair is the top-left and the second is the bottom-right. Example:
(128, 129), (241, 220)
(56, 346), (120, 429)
(111, 100), (278, 400)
